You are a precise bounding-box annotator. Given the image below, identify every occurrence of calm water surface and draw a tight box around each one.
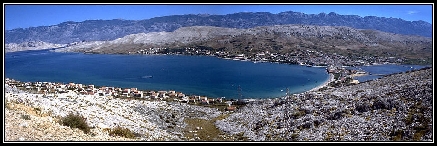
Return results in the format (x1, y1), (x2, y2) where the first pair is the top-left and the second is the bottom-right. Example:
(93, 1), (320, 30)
(348, 64), (429, 82)
(5, 49), (330, 99)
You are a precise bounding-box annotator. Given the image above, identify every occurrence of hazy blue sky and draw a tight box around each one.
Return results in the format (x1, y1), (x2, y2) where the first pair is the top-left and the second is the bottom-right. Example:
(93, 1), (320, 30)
(4, 3), (434, 30)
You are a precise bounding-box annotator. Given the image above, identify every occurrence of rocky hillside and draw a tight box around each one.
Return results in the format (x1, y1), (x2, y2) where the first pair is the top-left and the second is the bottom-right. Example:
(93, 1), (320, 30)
(4, 67), (433, 142)
(217, 67), (433, 141)
(55, 24), (433, 65)
(5, 11), (432, 44)
(4, 41), (66, 53)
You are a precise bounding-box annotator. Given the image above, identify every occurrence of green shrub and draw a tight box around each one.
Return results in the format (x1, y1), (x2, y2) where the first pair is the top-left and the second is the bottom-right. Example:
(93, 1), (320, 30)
(21, 114), (31, 120)
(60, 113), (90, 134)
(108, 126), (136, 139)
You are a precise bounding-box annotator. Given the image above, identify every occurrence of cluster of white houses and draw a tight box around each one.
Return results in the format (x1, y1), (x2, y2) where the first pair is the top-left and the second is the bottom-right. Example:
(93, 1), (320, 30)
(4, 78), (226, 105)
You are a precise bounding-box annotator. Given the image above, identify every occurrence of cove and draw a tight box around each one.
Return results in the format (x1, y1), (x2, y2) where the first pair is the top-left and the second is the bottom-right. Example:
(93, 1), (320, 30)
(347, 64), (430, 82)
(4, 49), (330, 99)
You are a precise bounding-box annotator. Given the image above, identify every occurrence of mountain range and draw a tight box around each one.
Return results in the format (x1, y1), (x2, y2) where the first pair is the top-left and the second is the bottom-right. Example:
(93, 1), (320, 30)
(5, 11), (432, 44)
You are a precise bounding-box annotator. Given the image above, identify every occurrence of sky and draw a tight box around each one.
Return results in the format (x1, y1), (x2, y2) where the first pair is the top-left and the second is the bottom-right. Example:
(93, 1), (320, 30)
(3, 3), (434, 30)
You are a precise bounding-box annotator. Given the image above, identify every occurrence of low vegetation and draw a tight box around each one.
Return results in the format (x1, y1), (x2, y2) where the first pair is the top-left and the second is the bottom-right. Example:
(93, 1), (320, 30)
(59, 113), (91, 134)
(183, 113), (249, 141)
(107, 126), (137, 139)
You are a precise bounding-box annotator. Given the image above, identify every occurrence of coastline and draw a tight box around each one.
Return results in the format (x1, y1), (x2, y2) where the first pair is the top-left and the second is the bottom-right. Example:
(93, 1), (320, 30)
(306, 73), (334, 93)
(4, 67), (433, 141)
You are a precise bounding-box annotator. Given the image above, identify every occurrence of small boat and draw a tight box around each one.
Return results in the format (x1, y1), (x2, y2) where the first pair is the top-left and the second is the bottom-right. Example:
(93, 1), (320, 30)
(142, 75), (153, 78)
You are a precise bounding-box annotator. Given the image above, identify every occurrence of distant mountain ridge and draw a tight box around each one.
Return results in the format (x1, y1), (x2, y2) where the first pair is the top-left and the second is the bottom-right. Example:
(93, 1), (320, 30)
(5, 11), (432, 44)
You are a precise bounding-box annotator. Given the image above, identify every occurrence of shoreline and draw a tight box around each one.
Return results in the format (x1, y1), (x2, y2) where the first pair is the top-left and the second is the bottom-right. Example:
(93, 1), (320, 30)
(4, 65), (433, 141)
(5, 72), (333, 102)
(306, 73), (334, 93)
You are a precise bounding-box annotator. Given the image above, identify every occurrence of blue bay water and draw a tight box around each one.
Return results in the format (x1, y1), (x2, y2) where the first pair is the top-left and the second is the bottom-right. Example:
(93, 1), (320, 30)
(348, 64), (429, 82)
(5, 49), (330, 99)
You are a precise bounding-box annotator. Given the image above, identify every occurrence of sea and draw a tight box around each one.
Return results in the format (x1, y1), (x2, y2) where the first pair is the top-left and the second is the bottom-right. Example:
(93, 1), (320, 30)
(347, 64), (430, 82)
(5, 49), (331, 99)
(4, 49), (428, 99)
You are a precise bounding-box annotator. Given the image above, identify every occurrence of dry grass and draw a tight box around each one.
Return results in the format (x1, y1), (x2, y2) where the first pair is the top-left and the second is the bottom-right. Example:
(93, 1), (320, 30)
(6, 102), (50, 117)
(183, 113), (249, 141)
(107, 126), (137, 139)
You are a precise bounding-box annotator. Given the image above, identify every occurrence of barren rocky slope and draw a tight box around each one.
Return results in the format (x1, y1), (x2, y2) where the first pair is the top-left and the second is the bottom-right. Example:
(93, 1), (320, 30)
(4, 41), (66, 53)
(217, 67), (433, 141)
(53, 24), (432, 65)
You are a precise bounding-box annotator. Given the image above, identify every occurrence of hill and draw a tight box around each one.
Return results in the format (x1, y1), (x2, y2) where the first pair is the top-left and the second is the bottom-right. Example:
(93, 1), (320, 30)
(5, 67), (432, 141)
(56, 25), (433, 65)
